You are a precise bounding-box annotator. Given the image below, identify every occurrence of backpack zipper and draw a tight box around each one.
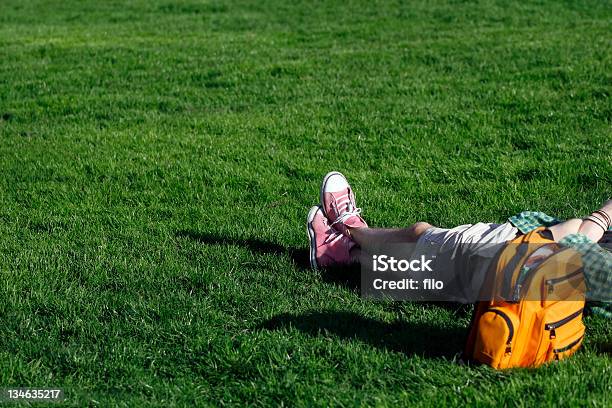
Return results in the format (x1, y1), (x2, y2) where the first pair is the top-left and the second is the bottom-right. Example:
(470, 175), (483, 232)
(544, 308), (584, 339)
(553, 335), (584, 359)
(488, 308), (514, 353)
(502, 244), (530, 301)
(511, 246), (569, 302)
(545, 269), (583, 294)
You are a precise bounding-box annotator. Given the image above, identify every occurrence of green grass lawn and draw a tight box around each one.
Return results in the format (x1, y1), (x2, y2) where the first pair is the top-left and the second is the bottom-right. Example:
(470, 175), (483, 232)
(1, 0), (611, 406)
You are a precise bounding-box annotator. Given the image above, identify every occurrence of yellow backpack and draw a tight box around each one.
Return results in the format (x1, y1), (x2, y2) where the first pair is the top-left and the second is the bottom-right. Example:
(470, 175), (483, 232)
(464, 228), (586, 369)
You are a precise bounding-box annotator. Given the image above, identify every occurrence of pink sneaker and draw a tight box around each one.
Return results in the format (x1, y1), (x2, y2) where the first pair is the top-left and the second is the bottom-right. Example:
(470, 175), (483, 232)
(320, 171), (368, 236)
(307, 205), (354, 269)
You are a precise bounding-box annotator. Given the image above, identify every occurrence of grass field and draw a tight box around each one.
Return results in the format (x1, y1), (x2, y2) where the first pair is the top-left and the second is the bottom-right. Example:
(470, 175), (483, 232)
(1, 0), (611, 406)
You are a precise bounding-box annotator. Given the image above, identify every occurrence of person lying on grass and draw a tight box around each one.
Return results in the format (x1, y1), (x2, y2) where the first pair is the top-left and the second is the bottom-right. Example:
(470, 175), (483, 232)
(306, 171), (611, 314)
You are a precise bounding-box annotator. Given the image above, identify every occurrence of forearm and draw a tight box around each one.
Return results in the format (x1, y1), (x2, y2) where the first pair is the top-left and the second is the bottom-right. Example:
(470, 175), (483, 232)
(549, 200), (611, 242)
(578, 200), (612, 242)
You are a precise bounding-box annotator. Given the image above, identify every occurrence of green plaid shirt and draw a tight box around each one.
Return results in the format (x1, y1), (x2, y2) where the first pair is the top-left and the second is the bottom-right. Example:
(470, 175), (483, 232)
(507, 211), (560, 233)
(508, 211), (612, 318)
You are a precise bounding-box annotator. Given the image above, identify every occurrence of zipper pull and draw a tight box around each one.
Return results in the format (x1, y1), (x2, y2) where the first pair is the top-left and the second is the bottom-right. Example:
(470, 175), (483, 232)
(512, 285), (521, 302)
(547, 280), (554, 294)
(549, 328), (556, 339)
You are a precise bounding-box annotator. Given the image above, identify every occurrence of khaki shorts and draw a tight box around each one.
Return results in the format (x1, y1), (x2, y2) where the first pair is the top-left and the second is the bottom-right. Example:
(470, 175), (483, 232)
(418, 222), (519, 250)
(413, 222), (519, 302)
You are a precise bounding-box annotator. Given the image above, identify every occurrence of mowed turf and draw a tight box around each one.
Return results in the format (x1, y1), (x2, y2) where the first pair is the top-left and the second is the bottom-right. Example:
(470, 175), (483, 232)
(1, 0), (611, 406)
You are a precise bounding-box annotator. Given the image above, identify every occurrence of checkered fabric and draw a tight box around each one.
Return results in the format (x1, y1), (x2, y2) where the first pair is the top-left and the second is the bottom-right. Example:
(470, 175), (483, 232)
(508, 211), (611, 317)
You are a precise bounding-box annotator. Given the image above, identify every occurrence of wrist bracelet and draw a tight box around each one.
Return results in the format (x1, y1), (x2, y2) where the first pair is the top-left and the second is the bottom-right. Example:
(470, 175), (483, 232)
(585, 215), (608, 232)
(593, 210), (611, 227)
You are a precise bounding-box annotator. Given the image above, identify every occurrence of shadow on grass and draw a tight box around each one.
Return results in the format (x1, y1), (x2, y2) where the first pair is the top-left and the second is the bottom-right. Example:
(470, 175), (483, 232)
(175, 230), (361, 290)
(177, 230), (473, 358)
(176, 230), (310, 267)
(593, 341), (612, 355)
(259, 311), (466, 359)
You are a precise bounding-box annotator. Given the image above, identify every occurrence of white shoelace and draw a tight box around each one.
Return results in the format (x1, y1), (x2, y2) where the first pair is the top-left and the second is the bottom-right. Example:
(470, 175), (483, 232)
(330, 207), (362, 227)
(322, 229), (343, 245)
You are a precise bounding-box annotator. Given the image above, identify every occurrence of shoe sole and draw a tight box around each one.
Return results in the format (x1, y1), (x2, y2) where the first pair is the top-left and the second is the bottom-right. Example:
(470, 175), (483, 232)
(319, 171), (347, 218)
(306, 205), (321, 270)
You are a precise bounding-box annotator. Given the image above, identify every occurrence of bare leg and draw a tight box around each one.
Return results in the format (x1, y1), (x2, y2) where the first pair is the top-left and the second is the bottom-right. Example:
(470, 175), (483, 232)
(347, 222), (433, 262)
(549, 200), (612, 242)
